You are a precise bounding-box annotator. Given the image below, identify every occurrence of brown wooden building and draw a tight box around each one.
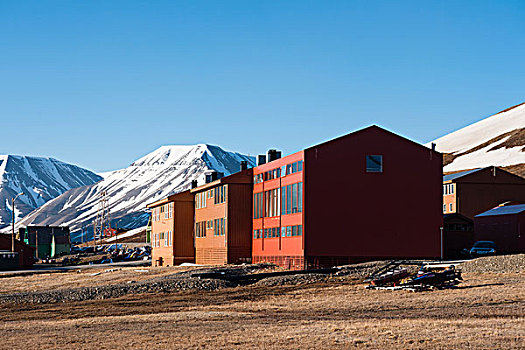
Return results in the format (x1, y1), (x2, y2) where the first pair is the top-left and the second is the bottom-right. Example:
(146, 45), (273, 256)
(442, 166), (525, 256)
(474, 204), (525, 254)
(191, 169), (253, 265)
(146, 190), (195, 267)
(442, 167), (525, 219)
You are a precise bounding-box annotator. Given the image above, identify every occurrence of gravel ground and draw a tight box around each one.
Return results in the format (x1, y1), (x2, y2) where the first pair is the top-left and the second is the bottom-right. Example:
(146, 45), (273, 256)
(461, 254), (525, 273)
(3, 255), (522, 304)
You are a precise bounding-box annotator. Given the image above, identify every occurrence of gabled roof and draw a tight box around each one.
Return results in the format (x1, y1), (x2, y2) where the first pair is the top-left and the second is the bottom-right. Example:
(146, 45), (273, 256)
(443, 168), (482, 182)
(475, 204), (525, 217)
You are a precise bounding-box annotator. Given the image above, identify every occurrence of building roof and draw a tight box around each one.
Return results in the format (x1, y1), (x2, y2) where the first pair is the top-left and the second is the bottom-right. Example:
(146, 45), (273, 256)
(191, 168), (252, 193)
(443, 168), (482, 182)
(475, 204), (525, 217)
(146, 189), (192, 209)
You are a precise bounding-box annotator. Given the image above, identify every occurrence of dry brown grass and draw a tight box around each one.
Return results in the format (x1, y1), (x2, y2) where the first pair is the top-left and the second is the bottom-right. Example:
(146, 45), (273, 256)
(0, 270), (523, 349)
(0, 265), (193, 294)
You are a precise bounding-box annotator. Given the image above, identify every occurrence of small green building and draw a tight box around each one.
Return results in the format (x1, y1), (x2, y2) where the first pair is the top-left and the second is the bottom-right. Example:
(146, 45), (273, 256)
(19, 226), (71, 259)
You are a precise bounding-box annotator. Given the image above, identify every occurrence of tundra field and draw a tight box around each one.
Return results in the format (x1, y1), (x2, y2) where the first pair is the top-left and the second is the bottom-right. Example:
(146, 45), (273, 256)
(1, 256), (524, 349)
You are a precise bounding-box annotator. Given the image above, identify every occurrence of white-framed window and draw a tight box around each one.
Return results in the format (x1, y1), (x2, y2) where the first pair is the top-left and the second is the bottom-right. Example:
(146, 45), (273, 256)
(168, 231), (172, 246)
(449, 203), (453, 211)
(443, 204), (446, 212)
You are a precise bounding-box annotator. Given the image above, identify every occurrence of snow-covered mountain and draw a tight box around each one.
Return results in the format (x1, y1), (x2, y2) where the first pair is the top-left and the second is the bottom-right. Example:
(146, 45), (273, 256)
(0, 155), (102, 229)
(429, 102), (525, 174)
(12, 144), (255, 239)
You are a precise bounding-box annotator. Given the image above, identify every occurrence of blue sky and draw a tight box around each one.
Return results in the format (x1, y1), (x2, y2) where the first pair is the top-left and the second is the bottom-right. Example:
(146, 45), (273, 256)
(1, 1), (524, 172)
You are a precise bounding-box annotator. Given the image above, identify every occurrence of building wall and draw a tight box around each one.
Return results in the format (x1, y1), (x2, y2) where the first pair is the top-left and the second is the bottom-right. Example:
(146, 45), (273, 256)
(194, 169), (253, 265)
(474, 213), (525, 253)
(442, 182), (456, 214)
(443, 214), (474, 258)
(252, 151), (306, 269)
(0, 234), (34, 268)
(174, 199), (196, 264)
(194, 186), (228, 265)
(151, 203), (175, 267)
(455, 169), (525, 219)
(150, 190), (195, 267)
(227, 183), (253, 263)
(304, 126), (443, 262)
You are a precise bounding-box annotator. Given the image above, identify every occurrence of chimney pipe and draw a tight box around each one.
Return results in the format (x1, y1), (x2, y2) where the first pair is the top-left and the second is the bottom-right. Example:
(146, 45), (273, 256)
(258, 155), (266, 166)
(240, 160), (248, 171)
(191, 180), (198, 189)
(431, 143), (436, 151)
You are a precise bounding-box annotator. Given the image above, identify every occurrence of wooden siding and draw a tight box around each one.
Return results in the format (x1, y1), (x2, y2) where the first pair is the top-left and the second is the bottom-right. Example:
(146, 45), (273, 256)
(304, 125), (443, 261)
(193, 169), (253, 265)
(227, 183), (253, 263)
(151, 190), (194, 267)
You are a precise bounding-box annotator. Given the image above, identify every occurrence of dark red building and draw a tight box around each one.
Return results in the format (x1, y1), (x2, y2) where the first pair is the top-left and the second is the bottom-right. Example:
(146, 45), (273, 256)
(252, 125), (443, 269)
(474, 204), (525, 254)
(0, 233), (34, 269)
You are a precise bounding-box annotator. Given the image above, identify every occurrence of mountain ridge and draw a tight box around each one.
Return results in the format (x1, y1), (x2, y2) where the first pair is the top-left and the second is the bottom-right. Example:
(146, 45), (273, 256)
(9, 143), (255, 239)
(0, 155), (103, 228)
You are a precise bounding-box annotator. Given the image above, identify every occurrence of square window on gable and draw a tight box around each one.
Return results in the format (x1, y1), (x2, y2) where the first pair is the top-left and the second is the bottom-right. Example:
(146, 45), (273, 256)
(366, 155), (383, 173)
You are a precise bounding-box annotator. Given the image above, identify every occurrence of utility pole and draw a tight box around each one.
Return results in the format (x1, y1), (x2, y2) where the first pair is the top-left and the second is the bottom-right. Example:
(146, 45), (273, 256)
(11, 192), (24, 252)
(35, 230), (39, 261)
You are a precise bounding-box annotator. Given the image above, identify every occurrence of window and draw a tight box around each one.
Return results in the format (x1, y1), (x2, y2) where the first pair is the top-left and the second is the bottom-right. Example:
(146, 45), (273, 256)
(443, 204), (446, 212)
(280, 225), (303, 238)
(196, 222), (206, 238)
(449, 203), (453, 211)
(281, 182), (303, 216)
(196, 192), (207, 209)
(215, 185), (227, 204)
(214, 218), (226, 236)
(366, 155), (383, 173)
(164, 231), (168, 247)
(168, 231), (172, 246)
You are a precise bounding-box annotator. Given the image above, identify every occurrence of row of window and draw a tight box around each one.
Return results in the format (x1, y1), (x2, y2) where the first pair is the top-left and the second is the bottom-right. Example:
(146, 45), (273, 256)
(253, 182), (303, 219)
(443, 183), (455, 195)
(195, 185), (228, 209)
(444, 223), (472, 232)
(281, 182), (303, 216)
(253, 225), (303, 239)
(151, 202), (174, 222)
(253, 161), (304, 184)
(152, 231), (172, 247)
(443, 203), (454, 212)
(195, 218), (227, 237)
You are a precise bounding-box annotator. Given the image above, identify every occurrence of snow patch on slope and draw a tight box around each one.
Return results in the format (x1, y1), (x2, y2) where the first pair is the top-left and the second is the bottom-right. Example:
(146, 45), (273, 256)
(428, 103), (525, 172)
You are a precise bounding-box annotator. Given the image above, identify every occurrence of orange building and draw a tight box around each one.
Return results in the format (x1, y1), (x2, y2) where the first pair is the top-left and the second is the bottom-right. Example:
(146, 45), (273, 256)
(146, 190), (195, 267)
(191, 169), (253, 265)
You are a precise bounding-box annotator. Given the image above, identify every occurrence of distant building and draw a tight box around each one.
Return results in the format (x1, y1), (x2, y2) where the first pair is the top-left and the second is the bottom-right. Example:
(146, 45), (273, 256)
(252, 125), (443, 269)
(0, 233), (34, 269)
(19, 226), (70, 259)
(442, 167), (525, 256)
(191, 168), (253, 265)
(474, 204), (525, 254)
(147, 190), (195, 267)
(442, 167), (525, 219)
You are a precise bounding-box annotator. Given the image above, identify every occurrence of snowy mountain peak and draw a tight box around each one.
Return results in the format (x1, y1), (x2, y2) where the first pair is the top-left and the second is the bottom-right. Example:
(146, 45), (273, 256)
(13, 144), (255, 238)
(0, 155), (103, 228)
(429, 102), (525, 173)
